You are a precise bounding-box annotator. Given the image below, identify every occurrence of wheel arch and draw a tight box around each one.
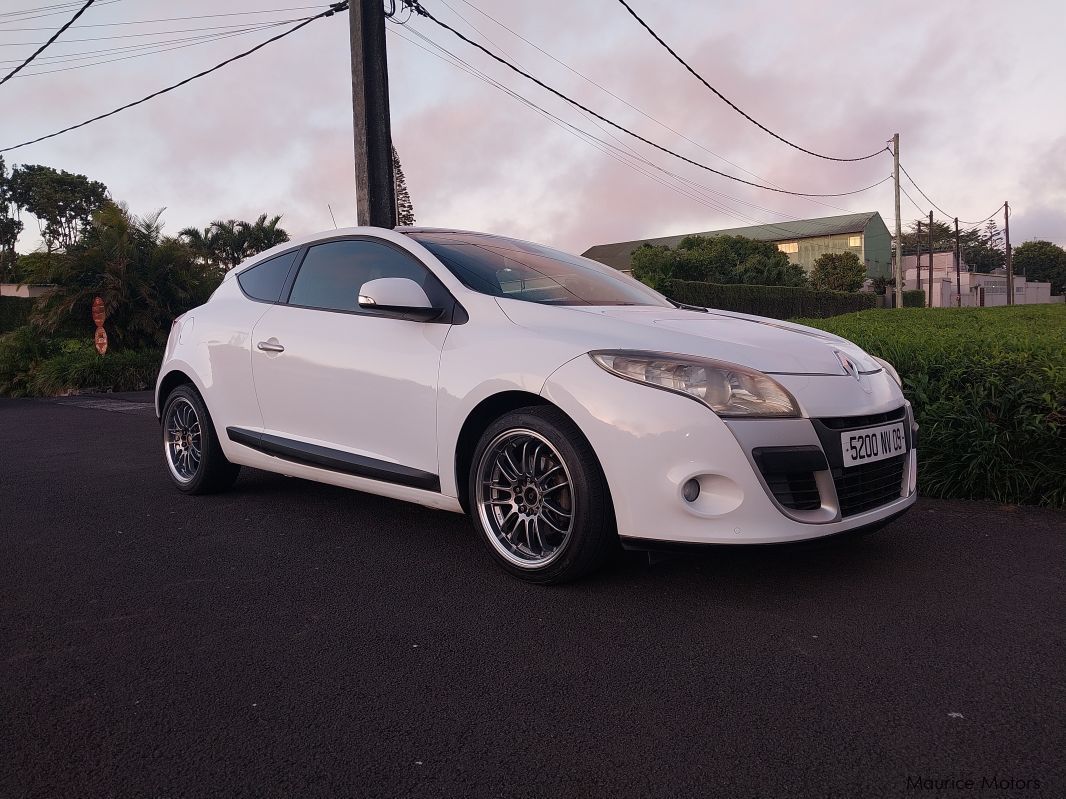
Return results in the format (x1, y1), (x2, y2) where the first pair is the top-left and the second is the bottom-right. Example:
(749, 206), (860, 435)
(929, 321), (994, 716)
(453, 390), (614, 523)
(156, 368), (196, 417)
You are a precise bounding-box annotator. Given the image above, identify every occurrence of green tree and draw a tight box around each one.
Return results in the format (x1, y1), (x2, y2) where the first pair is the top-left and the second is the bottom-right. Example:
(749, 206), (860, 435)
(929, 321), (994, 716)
(810, 251), (867, 292)
(1013, 240), (1066, 295)
(0, 156), (24, 279)
(180, 214), (289, 269)
(631, 234), (803, 289)
(8, 164), (109, 252)
(23, 203), (222, 349)
(393, 146), (416, 227)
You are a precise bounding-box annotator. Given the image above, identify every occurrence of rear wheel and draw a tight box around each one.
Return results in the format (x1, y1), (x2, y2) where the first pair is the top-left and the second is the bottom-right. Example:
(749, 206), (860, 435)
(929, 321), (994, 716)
(161, 384), (240, 494)
(468, 406), (615, 583)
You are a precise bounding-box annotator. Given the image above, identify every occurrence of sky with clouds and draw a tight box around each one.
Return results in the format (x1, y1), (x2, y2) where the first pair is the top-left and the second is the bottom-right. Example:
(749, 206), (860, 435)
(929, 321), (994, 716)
(3, 0), (1064, 255)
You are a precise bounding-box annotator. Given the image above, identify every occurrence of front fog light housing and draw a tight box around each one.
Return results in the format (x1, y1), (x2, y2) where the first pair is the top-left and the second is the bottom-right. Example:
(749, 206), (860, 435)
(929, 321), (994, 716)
(873, 356), (902, 386)
(590, 350), (800, 417)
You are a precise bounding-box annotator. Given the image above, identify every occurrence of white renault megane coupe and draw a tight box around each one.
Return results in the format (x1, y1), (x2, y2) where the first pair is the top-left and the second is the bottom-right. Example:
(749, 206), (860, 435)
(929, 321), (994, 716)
(156, 226), (916, 582)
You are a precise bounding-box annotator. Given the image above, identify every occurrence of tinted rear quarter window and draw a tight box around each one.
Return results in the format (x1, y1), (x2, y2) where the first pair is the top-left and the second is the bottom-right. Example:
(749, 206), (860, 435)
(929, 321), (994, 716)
(237, 250), (299, 302)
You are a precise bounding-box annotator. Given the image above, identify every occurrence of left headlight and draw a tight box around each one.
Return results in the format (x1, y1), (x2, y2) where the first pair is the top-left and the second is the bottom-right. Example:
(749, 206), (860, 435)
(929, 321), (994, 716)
(873, 356), (902, 387)
(590, 350), (800, 418)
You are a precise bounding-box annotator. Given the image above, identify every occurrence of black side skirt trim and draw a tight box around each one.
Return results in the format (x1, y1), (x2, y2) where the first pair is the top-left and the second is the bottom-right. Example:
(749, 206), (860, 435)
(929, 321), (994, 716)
(226, 427), (440, 492)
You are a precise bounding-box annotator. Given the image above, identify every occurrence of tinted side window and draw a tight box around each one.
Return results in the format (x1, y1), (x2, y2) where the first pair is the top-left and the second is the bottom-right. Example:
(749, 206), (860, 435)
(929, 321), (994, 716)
(287, 239), (438, 313)
(237, 250), (299, 302)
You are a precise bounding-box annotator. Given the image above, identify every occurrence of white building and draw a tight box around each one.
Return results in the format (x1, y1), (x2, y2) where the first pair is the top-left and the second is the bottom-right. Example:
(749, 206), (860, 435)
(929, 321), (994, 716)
(898, 252), (1058, 307)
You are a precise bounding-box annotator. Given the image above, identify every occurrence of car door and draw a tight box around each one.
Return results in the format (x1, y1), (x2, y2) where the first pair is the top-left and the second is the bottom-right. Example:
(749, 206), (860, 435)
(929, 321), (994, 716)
(248, 236), (453, 489)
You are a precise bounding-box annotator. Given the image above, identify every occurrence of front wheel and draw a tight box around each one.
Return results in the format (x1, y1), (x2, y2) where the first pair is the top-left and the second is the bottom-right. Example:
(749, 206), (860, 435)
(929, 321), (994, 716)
(161, 384), (240, 494)
(468, 406), (615, 583)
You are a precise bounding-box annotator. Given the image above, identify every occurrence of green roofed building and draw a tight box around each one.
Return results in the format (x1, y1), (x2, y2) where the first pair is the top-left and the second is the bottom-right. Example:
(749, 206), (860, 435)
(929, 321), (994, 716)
(582, 212), (893, 279)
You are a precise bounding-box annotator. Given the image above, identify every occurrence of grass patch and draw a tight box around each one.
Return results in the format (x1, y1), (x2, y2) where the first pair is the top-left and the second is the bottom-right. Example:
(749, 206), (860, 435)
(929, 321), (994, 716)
(796, 305), (1066, 507)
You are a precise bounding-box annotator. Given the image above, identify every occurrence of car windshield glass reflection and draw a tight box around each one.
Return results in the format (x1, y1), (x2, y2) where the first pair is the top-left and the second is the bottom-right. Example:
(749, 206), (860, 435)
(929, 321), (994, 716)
(407, 232), (672, 307)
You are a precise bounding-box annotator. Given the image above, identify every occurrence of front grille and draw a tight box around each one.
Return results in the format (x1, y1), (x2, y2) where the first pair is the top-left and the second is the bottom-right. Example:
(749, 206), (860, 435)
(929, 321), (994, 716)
(832, 454), (907, 517)
(819, 406), (907, 430)
(763, 471), (821, 511)
(752, 446), (827, 512)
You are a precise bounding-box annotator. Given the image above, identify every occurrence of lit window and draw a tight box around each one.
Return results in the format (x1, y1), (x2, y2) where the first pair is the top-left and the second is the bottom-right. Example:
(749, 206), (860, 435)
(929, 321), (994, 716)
(777, 242), (798, 254)
(848, 235), (862, 247)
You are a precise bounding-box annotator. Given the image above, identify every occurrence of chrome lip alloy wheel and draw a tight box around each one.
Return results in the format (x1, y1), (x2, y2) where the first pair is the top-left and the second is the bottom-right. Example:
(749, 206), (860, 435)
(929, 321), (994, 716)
(475, 429), (575, 568)
(164, 397), (202, 483)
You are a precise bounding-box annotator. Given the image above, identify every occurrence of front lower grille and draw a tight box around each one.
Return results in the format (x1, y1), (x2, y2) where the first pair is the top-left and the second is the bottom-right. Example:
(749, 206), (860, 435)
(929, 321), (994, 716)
(832, 454), (907, 517)
(763, 471), (821, 511)
(752, 446), (828, 512)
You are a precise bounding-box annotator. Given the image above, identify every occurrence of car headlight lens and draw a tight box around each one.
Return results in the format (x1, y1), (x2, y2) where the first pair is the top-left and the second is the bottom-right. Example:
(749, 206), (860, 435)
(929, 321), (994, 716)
(590, 351), (799, 417)
(873, 356), (901, 386)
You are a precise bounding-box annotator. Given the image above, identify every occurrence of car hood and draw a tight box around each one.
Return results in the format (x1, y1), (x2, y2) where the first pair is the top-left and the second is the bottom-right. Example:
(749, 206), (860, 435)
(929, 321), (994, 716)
(496, 301), (880, 376)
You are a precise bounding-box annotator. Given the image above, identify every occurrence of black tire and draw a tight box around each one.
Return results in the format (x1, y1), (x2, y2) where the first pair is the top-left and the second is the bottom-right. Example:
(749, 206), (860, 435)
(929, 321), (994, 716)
(161, 384), (240, 495)
(467, 405), (615, 584)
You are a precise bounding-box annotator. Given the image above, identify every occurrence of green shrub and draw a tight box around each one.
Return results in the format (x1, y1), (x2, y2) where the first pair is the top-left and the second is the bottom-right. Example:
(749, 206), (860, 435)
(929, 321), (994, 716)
(28, 340), (160, 396)
(796, 305), (1066, 507)
(0, 296), (34, 333)
(903, 290), (925, 308)
(661, 279), (877, 320)
(0, 326), (58, 396)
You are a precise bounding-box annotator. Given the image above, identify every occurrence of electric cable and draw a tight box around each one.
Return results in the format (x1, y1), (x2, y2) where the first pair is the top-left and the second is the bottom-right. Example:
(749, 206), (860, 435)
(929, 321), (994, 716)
(611, 0), (888, 162)
(400, 0), (891, 199)
(0, 2), (350, 152)
(0, 0), (93, 85)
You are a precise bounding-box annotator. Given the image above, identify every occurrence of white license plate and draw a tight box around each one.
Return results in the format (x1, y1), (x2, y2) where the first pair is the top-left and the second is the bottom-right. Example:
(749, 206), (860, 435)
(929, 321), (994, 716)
(840, 422), (907, 467)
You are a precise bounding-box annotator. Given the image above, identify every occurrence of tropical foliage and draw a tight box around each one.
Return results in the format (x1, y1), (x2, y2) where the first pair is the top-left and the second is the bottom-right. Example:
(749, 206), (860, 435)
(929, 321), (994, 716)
(632, 235), (808, 290)
(180, 214), (290, 270)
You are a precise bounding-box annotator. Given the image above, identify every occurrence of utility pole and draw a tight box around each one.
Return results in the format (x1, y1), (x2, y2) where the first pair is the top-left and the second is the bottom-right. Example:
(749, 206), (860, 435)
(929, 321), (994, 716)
(915, 219), (922, 305)
(954, 217), (961, 307)
(349, 0), (396, 227)
(892, 133), (903, 309)
(1004, 200), (1013, 306)
(927, 210), (934, 307)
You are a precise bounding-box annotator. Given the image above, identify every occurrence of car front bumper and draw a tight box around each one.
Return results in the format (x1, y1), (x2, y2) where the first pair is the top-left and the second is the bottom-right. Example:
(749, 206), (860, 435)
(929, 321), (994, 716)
(541, 355), (917, 545)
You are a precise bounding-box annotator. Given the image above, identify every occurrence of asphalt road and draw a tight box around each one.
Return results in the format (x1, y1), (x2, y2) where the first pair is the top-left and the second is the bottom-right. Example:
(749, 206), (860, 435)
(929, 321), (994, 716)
(2, 393), (1063, 799)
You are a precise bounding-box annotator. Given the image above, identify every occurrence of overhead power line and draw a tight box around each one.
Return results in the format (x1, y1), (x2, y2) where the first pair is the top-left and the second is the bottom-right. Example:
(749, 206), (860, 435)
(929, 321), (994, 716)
(391, 24), (819, 237)
(0, 5), (337, 30)
(611, 0), (888, 163)
(0, 0), (93, 86)
(10, 21), (296, 78)
(401, 0), (890, 199)
(899, 162), (1005, 226)
(0, 0), (120, 26)
(0, 2), (350, 153)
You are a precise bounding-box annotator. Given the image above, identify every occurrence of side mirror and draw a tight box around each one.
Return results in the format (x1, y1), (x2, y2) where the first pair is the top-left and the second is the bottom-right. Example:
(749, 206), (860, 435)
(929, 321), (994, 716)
(358, 277), (443, 322)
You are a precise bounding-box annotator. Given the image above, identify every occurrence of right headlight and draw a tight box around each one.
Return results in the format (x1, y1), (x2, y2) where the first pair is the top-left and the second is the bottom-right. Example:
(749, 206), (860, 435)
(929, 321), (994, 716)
(590, 350), (800, 418)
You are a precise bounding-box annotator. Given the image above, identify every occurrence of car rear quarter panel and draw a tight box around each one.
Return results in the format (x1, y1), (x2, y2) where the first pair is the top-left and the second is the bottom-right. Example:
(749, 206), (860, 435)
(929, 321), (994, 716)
(157, 279), (270, 452)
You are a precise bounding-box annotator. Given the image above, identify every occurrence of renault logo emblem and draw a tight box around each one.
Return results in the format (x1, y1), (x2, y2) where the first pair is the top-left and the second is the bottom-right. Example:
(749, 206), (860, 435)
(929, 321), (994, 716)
(836, 351), (861, 381)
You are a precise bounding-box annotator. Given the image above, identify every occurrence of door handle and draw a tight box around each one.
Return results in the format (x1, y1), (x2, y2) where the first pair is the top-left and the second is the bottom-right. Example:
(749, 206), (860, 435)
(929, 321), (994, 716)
(257, 340), (285, 353)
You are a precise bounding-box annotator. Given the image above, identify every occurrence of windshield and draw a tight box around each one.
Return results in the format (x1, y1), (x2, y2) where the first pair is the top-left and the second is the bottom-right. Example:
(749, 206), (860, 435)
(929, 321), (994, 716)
(406, 231), (673, 308)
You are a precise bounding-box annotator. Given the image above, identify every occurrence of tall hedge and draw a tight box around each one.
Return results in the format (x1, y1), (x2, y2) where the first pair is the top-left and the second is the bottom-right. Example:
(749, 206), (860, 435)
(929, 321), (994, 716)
(0, 296), (34, 333)
(660, 279), (877, 320)
(797, 306), (1066, 508)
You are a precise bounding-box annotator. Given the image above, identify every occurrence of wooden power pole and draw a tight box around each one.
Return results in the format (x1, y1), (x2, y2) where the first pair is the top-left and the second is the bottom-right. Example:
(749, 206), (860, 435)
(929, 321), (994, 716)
(915, 219), (922, 305)
(349, 0), (396, 228)
(1004, 200), (1014, 305)
(892, 133), (903, 309)
(954, 217), (961, 307)
(927, 210), (934, 307)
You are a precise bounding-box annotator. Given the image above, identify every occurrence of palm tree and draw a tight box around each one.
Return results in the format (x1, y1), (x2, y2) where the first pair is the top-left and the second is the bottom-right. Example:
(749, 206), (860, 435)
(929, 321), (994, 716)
(179, 214), (289, 270)
(243, 214), (289, 254)
(27, 203), (221, 349)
